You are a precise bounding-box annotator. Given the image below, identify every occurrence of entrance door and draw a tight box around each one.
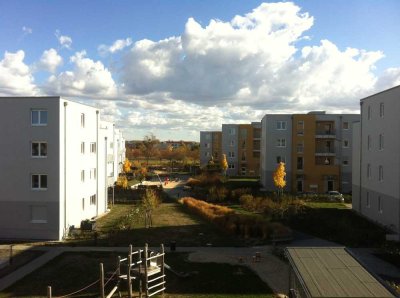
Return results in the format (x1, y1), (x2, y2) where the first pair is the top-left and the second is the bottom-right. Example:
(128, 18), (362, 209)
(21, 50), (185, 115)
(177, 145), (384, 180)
(327, 180), (334, 191)
(297, 180), (303, 192)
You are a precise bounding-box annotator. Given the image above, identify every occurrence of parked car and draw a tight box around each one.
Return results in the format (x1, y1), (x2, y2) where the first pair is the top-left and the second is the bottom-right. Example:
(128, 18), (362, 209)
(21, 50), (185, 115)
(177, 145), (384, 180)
(327, 191), (344, 202)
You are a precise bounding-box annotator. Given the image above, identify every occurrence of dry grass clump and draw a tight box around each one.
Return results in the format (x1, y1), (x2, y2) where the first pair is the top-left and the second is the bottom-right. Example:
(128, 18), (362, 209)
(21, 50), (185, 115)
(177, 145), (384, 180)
(180, 197), (291, 240)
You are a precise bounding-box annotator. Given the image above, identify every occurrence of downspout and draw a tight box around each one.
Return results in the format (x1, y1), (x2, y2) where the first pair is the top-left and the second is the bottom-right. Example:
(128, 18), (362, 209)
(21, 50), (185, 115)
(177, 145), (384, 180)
(63, 101), (68, 238)
(105, 136), (108, 211)
(96, 110), (99, 217)
(359, 101), (363, 213)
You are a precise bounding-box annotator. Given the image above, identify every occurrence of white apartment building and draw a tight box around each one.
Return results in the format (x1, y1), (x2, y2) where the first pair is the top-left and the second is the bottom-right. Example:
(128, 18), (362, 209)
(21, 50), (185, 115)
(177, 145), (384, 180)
(353, 85), (400, 237)
(0, 97), (125, 240)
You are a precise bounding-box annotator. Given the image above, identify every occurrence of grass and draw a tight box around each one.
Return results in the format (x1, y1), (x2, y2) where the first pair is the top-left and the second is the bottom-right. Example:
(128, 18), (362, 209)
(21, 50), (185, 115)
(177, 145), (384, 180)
(305, 202), (349, 209)
(86, 200), (243, 247)
(0, 252), (273, 298)
(0, 249), (44, 279)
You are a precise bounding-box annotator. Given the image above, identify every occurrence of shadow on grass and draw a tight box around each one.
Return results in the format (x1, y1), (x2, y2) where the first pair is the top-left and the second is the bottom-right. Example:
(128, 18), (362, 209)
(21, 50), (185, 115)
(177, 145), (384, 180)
(286, 207), (387, 247)
(1, 252), (273, 298)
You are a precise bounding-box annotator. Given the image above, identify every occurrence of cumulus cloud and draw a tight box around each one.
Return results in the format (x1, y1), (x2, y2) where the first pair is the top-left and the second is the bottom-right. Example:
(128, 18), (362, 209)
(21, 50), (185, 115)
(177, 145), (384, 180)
(0, 50), (36, 95)
(98, 38), (133, 55)
(118, 1), (391, 115)
(37, 48), (63, 72)
(44, 51), (117, 96)
(55, 30), (72, 49)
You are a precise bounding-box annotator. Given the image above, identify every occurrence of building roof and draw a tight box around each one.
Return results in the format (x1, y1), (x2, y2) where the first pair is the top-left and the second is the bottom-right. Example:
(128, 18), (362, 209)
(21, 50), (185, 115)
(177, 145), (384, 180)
(286, 247), (395, 298)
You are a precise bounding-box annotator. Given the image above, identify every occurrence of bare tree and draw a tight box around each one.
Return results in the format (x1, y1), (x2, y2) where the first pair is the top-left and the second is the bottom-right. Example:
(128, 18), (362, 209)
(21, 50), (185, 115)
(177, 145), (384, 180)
(139, 133), (160, 165)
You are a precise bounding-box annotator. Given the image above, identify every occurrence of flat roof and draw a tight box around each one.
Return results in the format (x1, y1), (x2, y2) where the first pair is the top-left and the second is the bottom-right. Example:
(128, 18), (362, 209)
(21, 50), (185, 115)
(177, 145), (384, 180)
(286, 247), (395, 298)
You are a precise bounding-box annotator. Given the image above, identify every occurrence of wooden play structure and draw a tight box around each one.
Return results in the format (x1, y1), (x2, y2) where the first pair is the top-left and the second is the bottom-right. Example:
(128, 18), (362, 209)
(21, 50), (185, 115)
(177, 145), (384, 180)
(119, 243), (166, 298)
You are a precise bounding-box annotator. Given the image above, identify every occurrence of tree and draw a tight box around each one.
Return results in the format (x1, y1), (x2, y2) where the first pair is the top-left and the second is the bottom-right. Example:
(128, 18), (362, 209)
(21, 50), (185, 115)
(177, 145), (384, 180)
(123, 159), (132, 173)
(140, 133), (160, 165)
(132, 161), (147, 183)
(116, 176), (128, 189)
(141, 189), (161, 228)
(273, 162), (286, 196)
(221, 154), (228, 175)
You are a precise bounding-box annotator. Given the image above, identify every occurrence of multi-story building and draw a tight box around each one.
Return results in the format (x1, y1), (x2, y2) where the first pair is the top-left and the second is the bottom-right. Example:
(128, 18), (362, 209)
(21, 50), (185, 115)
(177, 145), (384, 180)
(261, 112), (359, 193)
(222, 123), (261, 176)
(353, 85), (400, 236)
(0, 97), (125, 240)
(200, 131), (222, 167)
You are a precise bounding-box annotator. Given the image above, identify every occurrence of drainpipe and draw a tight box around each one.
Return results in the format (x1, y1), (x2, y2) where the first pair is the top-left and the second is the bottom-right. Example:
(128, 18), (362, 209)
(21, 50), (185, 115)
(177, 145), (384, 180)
(96, 110), (99, 217)
(359, 101), (363, 213)
(105, 136), (108, 211)
(63, 101), (68, 238)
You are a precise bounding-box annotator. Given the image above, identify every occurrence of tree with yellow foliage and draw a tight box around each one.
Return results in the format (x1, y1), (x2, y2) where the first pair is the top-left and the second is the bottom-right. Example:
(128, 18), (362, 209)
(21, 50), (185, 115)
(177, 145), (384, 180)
(123, 159), (132, 173)
(221, 154), (228, 176)
(273, 162), (286, 196)
(116, 175), (128, 189)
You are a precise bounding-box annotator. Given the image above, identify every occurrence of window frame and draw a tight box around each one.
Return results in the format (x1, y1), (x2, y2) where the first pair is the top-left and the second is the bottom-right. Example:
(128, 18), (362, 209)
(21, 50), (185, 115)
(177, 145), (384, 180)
(31, 174), (48, 190)
(31, 141), (48, 158)
(276, 121), (287, 130)
(31, 109), (48, 126)
(276, 138), (286, 148)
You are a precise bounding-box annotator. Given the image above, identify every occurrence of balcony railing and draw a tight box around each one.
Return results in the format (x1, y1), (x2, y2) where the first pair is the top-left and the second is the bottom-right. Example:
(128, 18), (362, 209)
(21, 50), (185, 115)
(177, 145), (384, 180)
(315, 130), (336, 137)
(315, 148), (335, 156)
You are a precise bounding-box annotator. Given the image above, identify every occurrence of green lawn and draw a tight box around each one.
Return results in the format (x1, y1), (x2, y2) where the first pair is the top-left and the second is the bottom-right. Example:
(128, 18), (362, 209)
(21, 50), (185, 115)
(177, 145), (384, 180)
(0, 252), (273, 298)
(86, 200), (243, 247)
(305, 202), (348, 209)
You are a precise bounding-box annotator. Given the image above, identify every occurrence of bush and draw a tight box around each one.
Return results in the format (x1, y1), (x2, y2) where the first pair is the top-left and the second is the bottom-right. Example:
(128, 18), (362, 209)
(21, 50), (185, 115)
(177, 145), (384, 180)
(208, 186), (228, 201)
(231, 188), (252, 200)
(180, 197), (292, 240)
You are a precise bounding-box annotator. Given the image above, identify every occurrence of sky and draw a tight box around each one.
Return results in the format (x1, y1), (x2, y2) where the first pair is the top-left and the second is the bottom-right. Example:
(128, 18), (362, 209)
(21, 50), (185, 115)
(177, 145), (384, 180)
(1, 1), (400, 141)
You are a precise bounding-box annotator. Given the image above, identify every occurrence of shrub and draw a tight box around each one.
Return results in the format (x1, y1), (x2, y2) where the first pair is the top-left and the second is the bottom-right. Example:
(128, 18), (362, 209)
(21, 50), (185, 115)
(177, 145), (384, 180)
(208, 186), (228, 202)
(180, 197), (292, 240)
(231, 188), (252, 200)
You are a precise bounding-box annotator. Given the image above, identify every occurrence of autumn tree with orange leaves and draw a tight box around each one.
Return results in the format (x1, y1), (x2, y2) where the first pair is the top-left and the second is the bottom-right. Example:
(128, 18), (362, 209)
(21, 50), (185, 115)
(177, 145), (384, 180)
(221, 154), (228, 176)
(273, 162), (286, 196)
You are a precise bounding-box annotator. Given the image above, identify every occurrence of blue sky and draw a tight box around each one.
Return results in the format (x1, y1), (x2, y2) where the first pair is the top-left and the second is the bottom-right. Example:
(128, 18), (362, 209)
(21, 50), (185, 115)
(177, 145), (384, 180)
(1, 1), (399, 140)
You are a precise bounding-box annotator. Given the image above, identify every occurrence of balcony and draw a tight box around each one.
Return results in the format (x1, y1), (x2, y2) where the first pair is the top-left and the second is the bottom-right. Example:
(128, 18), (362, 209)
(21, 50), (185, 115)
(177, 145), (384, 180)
(315, 129), (336, 138)
(315, 148), (335, 156)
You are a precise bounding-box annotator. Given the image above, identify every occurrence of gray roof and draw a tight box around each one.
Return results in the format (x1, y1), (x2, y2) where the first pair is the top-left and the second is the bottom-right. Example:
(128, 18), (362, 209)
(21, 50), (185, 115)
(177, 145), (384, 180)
(286, 247), (395, 298)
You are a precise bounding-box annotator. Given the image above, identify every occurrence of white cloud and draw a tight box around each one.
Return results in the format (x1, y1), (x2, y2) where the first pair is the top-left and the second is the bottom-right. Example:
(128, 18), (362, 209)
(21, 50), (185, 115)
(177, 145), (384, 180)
(45, 51), (117, 96)
(55, 30), (72, 49)
(119, 1), (389, 115)
(98, 38), (133, 55)
(37, 48), (63, 73)
(22, 26), (32, 35)
(375, 67), (400, 92)
(0, 50), (36, 95)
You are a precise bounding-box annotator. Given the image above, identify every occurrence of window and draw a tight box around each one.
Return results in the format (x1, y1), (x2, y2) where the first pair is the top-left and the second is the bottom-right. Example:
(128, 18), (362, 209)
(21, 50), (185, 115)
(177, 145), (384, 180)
(230, 139), (235, 147)
(90, 168), (97, 179)
(31, 110), (48, 126)
(297, 121), (304, 129)
(276, 121), (287, 130)
(32, 174), (47, 190)
(297, 142), (304, 153)
(378, 196), (382, 213)
(253, 151), (260, 158)
(90, 142), (96, 153)
(204, 143), (210, 148)
(81, 113), (85, 127)
(276, 156), (286, 164)
(366, 192), (370, 208)
(32, 142), (47, 157)
(380, 103), (384, 118)
(343, 140), (349, 148)
(82, 198), (85, 210)
(81, 170), (85, 182)
(228, 163), (235, 169)
(90, 194), (96, 205)
(110, 142), (114, 149)
(379, 165), (383, 181)
(241, 167), (246, 175)
(343, 122), (349, 130)
(205, 134), (211, 140)
(367, 106), (371, 120)
(228, 151), (235, 158)
(241, 151), (246, 161)
(241, 140), (246, 149)
(297, 157), (303, 170)
(277, 138), (286, 147)
(81, 142), (85, 154)
(205, 152), (210, 157)
(229, 128), (236, 135)
(214, 151), (219, 159)
(367, 164), (371, 179)
(30, 206), (47, 223)
(379, 134), (384, 150)
(367, 135), (371, 150)
(342, 158), (349, 166)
